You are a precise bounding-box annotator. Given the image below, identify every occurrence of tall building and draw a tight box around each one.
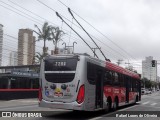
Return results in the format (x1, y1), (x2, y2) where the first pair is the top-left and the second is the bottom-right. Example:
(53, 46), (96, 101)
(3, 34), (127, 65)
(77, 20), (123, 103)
(0, 24), (3, 66)
(142, 56), (157, 82)
(18, 29), (35, 65)
(9, 51), (17, 66)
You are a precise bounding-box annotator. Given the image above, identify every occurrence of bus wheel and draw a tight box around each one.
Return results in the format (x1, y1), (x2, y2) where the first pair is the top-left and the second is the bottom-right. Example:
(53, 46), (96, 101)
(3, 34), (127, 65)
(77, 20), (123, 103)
(108, 99), (112, 112)
(136, 95), (139, 102)
(104, 101), (111, 113)
(112, 98), (118, 111)
(134, 95), (138, 104)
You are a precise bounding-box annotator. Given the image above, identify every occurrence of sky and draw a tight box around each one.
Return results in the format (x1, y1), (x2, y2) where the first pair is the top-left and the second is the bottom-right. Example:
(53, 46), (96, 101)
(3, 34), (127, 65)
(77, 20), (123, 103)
(0, 0), (160, 75)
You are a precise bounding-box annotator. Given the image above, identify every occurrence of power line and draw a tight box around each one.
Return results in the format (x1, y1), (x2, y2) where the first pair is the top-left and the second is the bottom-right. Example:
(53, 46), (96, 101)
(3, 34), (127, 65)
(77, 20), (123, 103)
(1, 0), (135, 62)
(36, 0), (82, 30)
(64, 33), (124, 60)
(4, 0), (128, 61)
(0, 1), (43, 23)
(0, 3), (42, 25)
(8, 0), (51, 23)
(4, 34), (47, 50)
(57, 0), (138, 61)
(36, 0), (130, 60)
(56, 12), (99, 59)
(68, 8), (108, 61)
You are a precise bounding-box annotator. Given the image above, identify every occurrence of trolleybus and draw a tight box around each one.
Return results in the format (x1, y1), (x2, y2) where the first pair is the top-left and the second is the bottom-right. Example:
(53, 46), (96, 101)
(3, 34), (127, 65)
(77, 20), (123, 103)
(39, 53), (141, 111)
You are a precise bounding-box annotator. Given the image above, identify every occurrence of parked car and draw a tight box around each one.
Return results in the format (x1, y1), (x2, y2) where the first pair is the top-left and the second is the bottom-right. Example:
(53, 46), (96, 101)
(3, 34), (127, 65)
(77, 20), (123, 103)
(141, 88), (146, 95)
(145, 89), (152, 94)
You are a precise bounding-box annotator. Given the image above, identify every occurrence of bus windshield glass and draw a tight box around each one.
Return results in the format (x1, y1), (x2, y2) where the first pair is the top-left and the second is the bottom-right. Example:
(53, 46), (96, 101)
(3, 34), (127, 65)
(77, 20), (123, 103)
(44, 56), (78, 83)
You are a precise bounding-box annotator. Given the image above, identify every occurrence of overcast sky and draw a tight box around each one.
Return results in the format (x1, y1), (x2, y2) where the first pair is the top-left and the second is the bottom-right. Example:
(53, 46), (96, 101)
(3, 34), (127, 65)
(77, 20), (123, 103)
(1, 0), (160, 75)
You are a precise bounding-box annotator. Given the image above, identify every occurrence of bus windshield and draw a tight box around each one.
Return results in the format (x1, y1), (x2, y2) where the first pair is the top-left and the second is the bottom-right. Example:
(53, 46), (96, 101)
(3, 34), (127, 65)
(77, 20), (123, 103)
(45, 57), (78, 71)
(44, 57), (78, 83)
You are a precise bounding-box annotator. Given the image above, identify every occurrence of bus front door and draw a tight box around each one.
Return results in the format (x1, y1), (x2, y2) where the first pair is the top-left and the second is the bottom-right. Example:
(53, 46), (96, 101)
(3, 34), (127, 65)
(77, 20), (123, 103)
(95, 69), (104, 109)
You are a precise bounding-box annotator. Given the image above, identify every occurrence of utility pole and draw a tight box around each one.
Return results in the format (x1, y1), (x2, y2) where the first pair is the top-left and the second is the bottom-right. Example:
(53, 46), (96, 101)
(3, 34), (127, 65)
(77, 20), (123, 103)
(125, 60), (130, 67)
(117, 59), (123, 66)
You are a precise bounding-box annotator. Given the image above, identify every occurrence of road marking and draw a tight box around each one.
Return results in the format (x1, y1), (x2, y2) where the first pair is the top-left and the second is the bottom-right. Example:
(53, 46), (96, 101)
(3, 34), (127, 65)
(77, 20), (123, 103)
(151, 103), (157, 106)
(142, 101), (150, 105)
(89, 117), (103, 120)
(139, 104), (160, 109)
(0, 105), (38, 111)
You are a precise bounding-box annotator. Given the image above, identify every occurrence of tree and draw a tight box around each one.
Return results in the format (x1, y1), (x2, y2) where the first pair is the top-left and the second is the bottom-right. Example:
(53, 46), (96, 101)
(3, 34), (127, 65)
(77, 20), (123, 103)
(50, 27), (65, 54)
(142, 78), (152, 88)
(34, 22), (52, 56)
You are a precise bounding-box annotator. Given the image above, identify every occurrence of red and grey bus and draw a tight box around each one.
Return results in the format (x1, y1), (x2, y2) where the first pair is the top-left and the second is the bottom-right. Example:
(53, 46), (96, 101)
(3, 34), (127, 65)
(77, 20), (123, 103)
(39, 53), (141, 111)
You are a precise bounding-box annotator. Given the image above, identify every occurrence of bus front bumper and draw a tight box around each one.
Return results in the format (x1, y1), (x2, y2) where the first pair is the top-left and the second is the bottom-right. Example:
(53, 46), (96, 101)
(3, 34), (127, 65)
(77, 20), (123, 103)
(39, 99), (83, 110)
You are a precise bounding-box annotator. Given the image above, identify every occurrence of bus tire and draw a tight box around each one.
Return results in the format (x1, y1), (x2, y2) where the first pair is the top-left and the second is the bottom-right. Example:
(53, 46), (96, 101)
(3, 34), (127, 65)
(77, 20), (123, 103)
(136, 95), (139, 102)
(108, 97), (112, 112)
(112, 97), (118, 111)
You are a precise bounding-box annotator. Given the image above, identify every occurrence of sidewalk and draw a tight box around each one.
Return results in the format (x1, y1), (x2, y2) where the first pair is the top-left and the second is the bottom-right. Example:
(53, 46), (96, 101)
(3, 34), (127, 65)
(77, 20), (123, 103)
(0, 98), (38, 109)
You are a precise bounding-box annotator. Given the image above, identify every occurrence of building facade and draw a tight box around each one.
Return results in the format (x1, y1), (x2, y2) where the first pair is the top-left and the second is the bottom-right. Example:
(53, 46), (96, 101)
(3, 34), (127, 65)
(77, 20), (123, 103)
(18, 29), (35, 65)
(0, 24), (3, 66)
(9, 51), (17, 66)
(142, 56), (157, 82)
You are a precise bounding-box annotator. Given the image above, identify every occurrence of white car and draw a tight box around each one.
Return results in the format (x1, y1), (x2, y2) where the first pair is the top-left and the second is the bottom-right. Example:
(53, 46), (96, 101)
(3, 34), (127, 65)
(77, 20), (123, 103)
(141, 88), (146, 95)
(146, 89), (152, 94)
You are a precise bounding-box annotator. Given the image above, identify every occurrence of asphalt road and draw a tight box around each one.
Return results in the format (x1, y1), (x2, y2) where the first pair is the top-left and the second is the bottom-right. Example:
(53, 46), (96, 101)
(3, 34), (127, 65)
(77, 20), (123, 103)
(0, 91), (160, 120)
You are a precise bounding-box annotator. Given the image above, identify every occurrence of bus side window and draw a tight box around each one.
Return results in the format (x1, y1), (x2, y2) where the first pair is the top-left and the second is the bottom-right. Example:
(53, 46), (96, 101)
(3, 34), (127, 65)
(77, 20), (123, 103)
(104, 70), (112, 85)
(113, 72), (120, 86)
(119, 74), (124, 87)
(87, 62), (96, 85)
(128, 77), (132, 92)
(132, 79), (134, 92)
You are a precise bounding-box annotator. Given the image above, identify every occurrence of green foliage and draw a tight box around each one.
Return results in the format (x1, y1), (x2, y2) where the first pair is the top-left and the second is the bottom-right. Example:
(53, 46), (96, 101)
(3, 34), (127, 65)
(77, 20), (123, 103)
(141, 77), (158, 88)
(34, 22), (52, 55)
(34, 22), (65, 56)
(141, 78), (151, 88)
(49, 27), (65, 54)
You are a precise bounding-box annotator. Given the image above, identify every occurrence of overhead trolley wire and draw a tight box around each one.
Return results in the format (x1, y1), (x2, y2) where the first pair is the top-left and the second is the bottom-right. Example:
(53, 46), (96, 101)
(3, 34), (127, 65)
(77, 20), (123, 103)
(56, 12), (99, 59)
(57, 0), (139, 61)
(37, 0), (134, 61)
(68, 8), (109, 61)
(1, 0), (134, 62)
(6, 0), (128, 61)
